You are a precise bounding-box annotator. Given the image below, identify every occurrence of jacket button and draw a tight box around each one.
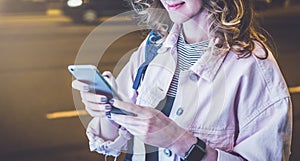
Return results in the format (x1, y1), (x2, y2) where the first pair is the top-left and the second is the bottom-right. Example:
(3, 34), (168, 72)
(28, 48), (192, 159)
(176, 108), (184, 116)
(163, 149), (172, 157)
(189, 73), (198, 81)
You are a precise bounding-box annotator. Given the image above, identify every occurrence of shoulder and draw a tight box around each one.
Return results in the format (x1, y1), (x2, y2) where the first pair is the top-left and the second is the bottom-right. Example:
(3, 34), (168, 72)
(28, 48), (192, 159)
(220, 42), (290, 127)
(223, 41), (289, 99)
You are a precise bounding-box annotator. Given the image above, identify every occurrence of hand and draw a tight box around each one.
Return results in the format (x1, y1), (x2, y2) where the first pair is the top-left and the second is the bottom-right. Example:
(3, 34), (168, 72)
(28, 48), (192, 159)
(71, 71), (116, 118)
(110, 99), (190, 149)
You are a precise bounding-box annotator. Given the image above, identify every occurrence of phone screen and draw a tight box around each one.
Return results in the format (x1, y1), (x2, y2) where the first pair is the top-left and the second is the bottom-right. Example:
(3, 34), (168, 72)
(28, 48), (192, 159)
(68, 65), (134, 115)
(68, 65), (114, 98)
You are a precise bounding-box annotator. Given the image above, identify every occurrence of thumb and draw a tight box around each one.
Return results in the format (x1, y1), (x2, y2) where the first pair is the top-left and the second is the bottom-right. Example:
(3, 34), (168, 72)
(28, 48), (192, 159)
(102, 71), (118, 91)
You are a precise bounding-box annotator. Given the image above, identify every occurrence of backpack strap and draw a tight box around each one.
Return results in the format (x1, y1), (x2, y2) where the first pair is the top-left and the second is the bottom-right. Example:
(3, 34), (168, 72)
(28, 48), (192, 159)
(132, 30), (162, 90)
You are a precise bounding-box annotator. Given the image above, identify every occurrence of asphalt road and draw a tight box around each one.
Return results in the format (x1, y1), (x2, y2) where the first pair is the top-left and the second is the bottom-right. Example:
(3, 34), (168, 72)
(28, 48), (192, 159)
(0, 14), (144, 161)
(0, 10), (299, 161)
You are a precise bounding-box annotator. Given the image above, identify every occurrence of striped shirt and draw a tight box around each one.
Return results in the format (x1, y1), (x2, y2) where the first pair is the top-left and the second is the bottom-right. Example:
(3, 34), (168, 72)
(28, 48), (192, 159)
(167, 32), (209, 97)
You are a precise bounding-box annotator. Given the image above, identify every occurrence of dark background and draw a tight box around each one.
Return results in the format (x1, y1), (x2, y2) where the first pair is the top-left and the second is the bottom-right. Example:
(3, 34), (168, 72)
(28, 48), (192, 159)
(0, 0), (300, 160)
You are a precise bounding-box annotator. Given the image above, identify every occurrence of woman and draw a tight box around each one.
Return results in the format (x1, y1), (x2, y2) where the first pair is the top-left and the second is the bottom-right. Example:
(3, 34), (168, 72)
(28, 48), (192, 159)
(72, 0), (292, 160)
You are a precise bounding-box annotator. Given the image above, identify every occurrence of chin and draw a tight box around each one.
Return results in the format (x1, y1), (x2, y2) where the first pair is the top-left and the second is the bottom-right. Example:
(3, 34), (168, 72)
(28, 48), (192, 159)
(169, 13), (190, 24)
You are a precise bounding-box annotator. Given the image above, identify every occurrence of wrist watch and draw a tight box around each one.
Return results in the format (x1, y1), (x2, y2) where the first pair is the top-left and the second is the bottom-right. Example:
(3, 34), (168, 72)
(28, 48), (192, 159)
(182, 137), (206, 161)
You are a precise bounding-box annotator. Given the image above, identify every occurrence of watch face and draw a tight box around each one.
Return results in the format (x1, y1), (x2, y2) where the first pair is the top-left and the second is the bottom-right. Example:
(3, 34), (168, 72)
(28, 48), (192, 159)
(186, 145), (206, 161)
(185, 138), (206, 161)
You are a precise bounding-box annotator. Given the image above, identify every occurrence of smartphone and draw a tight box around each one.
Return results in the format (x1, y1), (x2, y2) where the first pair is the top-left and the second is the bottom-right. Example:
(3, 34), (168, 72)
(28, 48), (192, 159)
(68, 65), (133, 115)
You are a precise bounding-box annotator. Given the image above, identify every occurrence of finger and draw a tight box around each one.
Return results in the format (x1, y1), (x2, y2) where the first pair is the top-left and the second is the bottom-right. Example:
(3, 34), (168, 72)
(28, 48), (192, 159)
(111, 113), (147, 127)
(111, 114), (152, 137)
(84, 103), (111, 117)
(111, 113), (156, 135)
(72, 80), (89, 92)
(81, 92), (107, 104)
(111, 99), (148, 116)
(83, 100), (111, 112)
(85, 107), (106, 117)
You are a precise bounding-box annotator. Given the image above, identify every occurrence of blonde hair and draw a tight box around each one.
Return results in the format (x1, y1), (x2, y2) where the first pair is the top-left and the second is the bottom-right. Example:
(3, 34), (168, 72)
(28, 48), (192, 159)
(128, 0), (273, 59)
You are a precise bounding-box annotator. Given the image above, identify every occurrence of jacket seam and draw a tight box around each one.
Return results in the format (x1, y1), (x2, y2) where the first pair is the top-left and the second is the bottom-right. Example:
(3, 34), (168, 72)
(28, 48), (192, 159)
(240, 96), (290, 129)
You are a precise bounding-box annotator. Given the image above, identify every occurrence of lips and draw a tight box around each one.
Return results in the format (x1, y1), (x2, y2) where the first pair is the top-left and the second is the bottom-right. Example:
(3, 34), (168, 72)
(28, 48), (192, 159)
(167, 2), (185, 10)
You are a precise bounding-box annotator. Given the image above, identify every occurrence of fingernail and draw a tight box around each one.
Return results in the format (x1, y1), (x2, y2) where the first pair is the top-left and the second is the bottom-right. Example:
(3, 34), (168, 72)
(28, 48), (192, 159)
(106, 112), (111, 119)
(105, 105), (111, 110)
(83, 86), (89, 92)
(109, 99), (114, 105)
(101, 97), (107, 103)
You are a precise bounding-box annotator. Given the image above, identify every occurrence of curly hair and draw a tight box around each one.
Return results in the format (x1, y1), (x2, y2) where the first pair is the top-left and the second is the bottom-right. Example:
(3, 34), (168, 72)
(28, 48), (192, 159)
(127, 0), (274, 59)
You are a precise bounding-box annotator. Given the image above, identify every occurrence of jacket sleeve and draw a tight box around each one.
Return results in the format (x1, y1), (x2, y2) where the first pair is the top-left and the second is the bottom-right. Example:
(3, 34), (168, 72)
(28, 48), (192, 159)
(217, 97), (292, 161)
(86, 117), (132, 157)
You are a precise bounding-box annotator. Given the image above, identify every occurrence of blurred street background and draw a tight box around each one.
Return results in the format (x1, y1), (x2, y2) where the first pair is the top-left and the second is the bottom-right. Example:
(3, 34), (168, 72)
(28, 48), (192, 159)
(0, 0), (300, 161)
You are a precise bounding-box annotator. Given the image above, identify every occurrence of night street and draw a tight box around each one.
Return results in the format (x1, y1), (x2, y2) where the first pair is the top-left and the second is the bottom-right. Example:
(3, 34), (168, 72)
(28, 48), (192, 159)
(0, 5), (300, 161)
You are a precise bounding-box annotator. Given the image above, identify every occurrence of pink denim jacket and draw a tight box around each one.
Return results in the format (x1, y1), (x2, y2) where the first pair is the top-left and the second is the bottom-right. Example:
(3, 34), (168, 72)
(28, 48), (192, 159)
(87, 24), (292, 161)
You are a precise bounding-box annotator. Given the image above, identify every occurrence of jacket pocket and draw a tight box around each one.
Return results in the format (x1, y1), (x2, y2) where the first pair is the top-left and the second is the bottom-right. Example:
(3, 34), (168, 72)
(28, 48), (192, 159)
(137, 85), (166, 108)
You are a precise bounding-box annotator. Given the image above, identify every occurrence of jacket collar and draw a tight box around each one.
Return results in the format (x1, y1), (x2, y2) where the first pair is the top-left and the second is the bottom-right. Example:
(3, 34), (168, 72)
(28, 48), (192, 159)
(158, 23), (229, 82)
(190, 42), (229, 82)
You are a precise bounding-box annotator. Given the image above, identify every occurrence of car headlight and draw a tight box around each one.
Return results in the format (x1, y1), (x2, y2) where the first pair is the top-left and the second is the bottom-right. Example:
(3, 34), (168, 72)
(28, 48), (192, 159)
(67, 0), (83, 7)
